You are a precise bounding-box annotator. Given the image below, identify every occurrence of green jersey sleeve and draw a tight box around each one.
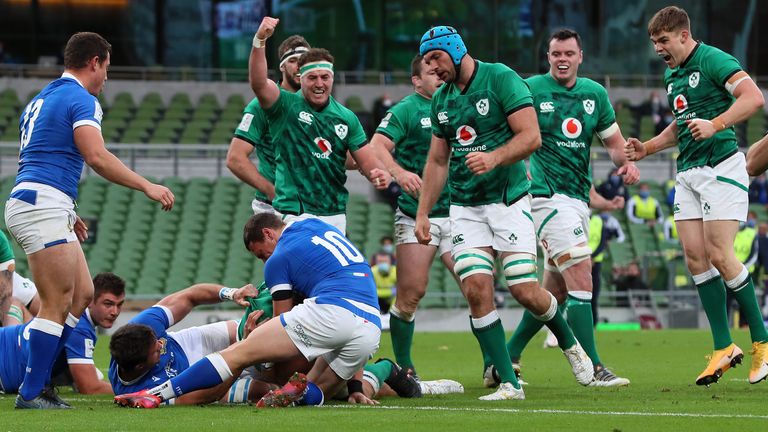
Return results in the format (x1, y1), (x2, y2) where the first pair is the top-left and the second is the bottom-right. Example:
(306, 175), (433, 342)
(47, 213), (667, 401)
(0, 230), (14, 264)
(233, 98), (267, 146)
(701, 48), (742, 87)
(345, 113), (368, 151)
(375, 107), (407, 143)
(494, 66), (533, 115)
(596, 86), (616, 134)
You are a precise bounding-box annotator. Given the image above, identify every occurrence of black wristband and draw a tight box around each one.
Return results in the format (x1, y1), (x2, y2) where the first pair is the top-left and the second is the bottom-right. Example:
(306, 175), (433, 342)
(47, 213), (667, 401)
(347, 379), (363, 395)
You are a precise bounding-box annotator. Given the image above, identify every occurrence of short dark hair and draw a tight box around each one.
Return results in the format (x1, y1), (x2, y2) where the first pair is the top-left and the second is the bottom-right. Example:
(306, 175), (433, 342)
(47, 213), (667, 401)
(648, 6), (690, 36)
(109, 324), (156, 373)
(278, 35), (310, 59)
(298, 48), (334, 68)
(243, 212), (284, 248)
(64, 32), (111, 69)
(93, 272), (126, 299)
(548, 28), (582, 50)
(410, 54), (425, 77)
(380, 235), (394, 243)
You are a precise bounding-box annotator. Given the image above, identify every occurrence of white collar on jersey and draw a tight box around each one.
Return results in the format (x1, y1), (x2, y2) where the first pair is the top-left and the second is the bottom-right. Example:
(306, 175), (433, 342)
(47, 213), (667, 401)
(84, 307), (96, 330)
(61, 72), (86, 88)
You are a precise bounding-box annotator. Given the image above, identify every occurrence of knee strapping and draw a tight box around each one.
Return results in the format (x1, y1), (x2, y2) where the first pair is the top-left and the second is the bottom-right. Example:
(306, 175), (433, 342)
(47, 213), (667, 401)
(227, 377), (253, 403)
(502, 253), (537, 286)
(206, 352), (234, 381)
(554, 246), (592, 271)
(453, 248), (494, 281)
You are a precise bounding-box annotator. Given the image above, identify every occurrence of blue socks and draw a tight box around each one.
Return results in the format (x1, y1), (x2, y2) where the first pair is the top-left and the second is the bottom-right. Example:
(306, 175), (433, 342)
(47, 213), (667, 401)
(150, 353), (233, 400)
(20, 318), (64, 401)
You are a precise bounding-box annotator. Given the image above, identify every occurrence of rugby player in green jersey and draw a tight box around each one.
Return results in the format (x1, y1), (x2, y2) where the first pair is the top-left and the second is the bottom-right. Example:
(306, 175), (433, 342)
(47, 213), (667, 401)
(506, 29), (638, 387)
(415, 26), (593, 401)
(248, 17), (389, 233)
(227, 35), (310, 214)
(371, 54), (456, 378)
(626, 6), (768, 385)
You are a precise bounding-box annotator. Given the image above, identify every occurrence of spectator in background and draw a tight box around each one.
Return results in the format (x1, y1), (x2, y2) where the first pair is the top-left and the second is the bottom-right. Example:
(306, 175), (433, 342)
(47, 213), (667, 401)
(627, 183), (663, 226)
(371, 235), (396, 265)
(372, 93), (394, 126)
(596, 168), (629, 202)
(663, 213), (679, 243)
(755, 223), (768, 312)
(613, 262), (649, 308)
(656, 108), (674, 136)
(749, 174), (768, 205)
(664, 179), (676, 209)
(589, 209), (626, 325)
(371, 252), (397, 316)
(648, 91), (664, 131)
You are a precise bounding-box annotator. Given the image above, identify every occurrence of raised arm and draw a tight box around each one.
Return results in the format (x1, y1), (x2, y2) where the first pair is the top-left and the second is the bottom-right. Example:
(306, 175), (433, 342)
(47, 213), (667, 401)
(624, 121), (679, 162)
(687, 72), (764, 141)
(248, 17), (282, 109)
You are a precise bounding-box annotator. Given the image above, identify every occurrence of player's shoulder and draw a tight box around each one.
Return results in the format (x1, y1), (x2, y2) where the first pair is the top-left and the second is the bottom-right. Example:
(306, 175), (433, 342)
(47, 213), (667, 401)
(697, 42), (736, 61)
(576, 77), (609, 97)
(328, 95), (356, 117)
(243, 96), (263, 112)
(524, 73), (550, 89)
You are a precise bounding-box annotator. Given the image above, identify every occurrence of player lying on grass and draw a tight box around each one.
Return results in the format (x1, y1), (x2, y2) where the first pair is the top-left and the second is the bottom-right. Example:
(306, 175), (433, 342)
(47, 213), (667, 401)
(107, 282), (281, 405)
(0, 272), (126, 404)
(237, 283), (464, 404)
(114, 214), (384, 408)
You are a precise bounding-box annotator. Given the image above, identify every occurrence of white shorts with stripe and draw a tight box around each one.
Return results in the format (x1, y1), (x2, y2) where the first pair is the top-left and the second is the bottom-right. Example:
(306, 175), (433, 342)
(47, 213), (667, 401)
(5, 182), (77, 254)
(449, 198), (537, 256)
(674, 152), (748, 222)
(280, 298), (381, 380)
(168, 321), (234, 365)
(532, 193), (590, 259)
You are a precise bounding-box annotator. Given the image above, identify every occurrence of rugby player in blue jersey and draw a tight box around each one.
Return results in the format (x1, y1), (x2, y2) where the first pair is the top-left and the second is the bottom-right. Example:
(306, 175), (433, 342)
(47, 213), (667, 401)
(5, 32), (174, 409)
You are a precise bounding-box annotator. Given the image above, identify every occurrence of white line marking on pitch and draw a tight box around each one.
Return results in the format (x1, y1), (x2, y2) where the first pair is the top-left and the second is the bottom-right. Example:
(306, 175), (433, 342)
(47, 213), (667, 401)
(321, 405), (768, 420)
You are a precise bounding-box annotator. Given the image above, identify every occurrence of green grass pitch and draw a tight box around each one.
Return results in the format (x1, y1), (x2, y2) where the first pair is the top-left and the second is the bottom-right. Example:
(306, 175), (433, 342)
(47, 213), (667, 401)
(2, 329), (767, 431)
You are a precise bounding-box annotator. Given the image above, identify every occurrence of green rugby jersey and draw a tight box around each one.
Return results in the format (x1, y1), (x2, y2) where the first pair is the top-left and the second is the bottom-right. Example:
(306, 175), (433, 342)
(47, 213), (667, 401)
(265, 92), (368, 216)
(430, 61), (533, 206)
(528, 74), (615, 202)
(233, 96), (277, 203)
(236, 281), (272, 341)
(665, 42), (742, 172)
(376, 93), (450, 218)
(0, 230), (14, 265)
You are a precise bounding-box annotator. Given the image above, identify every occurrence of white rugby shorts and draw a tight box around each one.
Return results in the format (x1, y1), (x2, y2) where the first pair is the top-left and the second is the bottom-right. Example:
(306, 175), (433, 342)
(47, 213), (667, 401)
(5, 182), (78, 254)
(674, 152), (748, 222)
(394, 208), (452, 256)
(280, 298), (381, 380)
(449, 198), (537, 256)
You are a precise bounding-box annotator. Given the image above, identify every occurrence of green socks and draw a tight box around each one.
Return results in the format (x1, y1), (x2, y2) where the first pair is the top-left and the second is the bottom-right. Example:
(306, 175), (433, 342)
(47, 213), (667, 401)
(566, 292), (601, 366)
(507, 310), (543, 362)
(471, 313), (520, 389)
(694, 270), (733, 350)
(725, 269), (768, 343)
(389, 310), (416, 369)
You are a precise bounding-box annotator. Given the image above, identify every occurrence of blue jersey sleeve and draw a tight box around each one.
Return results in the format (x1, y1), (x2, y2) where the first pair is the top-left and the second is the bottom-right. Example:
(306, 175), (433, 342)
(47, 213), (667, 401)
(64, 321), (97, 365)
(70, 94), (103, 131)
(264, 252), (293, 300)
(129, 306), (174, 338)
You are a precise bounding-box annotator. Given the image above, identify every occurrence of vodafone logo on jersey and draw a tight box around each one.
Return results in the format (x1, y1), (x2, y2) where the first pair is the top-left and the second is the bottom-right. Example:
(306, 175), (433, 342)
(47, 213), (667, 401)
(673, 94), (688, 113)
(313, 137), (333, 159)
(456, 125), (477, 146)
(561, 118), (582, 139)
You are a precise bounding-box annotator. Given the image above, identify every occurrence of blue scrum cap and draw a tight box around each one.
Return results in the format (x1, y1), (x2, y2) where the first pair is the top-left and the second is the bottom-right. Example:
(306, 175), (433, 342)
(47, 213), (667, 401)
(419, 26), (467, 65)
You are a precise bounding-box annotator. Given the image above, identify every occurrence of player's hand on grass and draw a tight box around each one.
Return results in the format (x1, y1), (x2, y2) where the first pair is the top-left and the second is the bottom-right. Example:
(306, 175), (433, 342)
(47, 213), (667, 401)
(624, 138), (646, 162)
(685, 119), (716, 141)
(233, 283), (260, 307)
(465, 151), (499, 175)
(348, 392), (379, 405)
(243, 309), (266, 339)
(144, 183), (175, 211)
(394, 169), (422, 197)
(414, 215), (432, 245)
(616, 163), (640, 185)
(74, 216), (88, 242)
(368, 168), (392, 190)
(256, 17), (280, 40)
